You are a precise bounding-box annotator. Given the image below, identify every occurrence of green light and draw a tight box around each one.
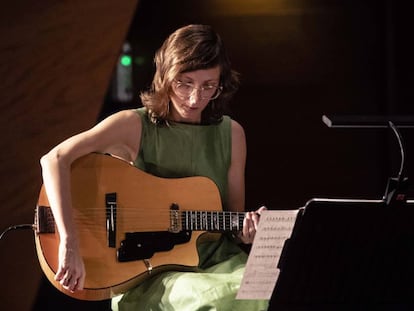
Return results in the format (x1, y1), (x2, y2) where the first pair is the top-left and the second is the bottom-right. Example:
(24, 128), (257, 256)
(120, 55), (132, 67)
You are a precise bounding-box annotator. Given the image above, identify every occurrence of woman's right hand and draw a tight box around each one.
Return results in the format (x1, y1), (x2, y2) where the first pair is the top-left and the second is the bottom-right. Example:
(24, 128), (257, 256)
(54, 238), (85, 293)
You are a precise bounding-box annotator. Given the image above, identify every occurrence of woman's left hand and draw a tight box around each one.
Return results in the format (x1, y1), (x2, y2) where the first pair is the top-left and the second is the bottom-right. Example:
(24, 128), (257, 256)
(239, 206), (267, 244)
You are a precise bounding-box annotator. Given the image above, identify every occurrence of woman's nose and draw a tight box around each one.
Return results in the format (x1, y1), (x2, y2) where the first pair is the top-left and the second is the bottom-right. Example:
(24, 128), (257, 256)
(189, 89), (201, 105)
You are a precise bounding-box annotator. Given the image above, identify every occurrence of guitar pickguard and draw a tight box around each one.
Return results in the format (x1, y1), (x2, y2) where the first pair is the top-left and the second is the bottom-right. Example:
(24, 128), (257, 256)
(117, 230), (192, 262)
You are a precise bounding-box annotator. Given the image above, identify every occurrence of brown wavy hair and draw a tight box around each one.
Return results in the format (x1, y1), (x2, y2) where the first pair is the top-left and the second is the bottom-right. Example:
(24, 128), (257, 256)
(140, 24), (240, 124)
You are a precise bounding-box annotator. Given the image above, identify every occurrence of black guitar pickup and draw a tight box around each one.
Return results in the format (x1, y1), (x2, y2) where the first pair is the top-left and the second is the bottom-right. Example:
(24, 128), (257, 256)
(117, 231), (192, 262)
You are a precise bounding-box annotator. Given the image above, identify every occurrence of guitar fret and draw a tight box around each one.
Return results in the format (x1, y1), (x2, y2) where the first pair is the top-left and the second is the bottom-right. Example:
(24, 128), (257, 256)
(214, 212), (218, 230)
(185, 211), (189, 230)
(188, 211), (191, 230)
(193, 211), (196, 230)
(197, 211), (201, 230)
(191, 212), (195, 230)
(201, 211), (205, 230)
(197, 211), (200, 230)
(233, 212), (238, 231)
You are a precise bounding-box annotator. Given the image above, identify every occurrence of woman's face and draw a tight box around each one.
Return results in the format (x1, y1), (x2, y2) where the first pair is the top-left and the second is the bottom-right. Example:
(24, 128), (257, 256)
(169, 66), (221, 123)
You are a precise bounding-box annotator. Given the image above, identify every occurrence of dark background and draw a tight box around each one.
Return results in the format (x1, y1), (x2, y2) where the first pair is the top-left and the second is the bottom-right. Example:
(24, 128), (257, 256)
(105, 0), (414, 210)
(1, 0), (414, 310)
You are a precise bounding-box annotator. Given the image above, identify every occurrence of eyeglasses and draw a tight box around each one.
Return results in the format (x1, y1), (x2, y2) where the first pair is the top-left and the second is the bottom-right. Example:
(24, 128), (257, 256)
(173, 80), (223, 100)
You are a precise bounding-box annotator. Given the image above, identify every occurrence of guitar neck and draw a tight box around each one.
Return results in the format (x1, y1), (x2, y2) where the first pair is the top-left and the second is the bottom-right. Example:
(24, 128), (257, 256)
(179, 210), (245, 232)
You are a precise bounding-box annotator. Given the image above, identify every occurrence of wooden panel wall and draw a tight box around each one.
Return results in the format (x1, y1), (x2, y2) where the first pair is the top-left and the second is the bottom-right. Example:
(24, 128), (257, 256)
(0, 1), (138, 309)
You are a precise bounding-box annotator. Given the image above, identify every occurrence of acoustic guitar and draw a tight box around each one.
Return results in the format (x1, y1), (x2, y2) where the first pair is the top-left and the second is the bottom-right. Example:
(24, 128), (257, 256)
(34, 153), (245, 301)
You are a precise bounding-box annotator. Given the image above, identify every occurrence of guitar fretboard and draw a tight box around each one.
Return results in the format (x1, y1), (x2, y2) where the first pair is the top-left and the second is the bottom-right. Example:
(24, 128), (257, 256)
(181, 210), (245, 231)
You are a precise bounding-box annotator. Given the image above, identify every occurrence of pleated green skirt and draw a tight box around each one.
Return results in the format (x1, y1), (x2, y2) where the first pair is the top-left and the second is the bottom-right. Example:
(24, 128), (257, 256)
(111, 235), (269, 311)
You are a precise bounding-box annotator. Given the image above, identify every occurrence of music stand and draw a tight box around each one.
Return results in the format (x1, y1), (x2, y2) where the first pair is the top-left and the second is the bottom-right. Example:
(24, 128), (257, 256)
(268, 198), (414, 310)
(268, 115), (414, 310)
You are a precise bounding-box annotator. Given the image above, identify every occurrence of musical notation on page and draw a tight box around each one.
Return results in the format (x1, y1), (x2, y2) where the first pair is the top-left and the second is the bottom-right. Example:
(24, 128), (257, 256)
(236, 209), (300, 300)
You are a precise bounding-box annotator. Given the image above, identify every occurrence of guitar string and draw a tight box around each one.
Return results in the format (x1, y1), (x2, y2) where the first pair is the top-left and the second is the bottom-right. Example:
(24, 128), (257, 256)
(69, 208), (246, 217)
(70, 211), (246, 222)
(46, 210), (245, 231)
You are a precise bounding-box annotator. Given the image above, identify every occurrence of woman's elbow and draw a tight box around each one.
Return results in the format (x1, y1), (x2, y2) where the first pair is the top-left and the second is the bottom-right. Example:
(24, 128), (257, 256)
(40, 149), (68, 172)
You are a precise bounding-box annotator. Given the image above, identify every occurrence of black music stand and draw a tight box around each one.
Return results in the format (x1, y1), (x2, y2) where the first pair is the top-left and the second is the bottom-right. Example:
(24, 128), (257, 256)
(268, 198), (414, 310)
(268, 115), (414, 310)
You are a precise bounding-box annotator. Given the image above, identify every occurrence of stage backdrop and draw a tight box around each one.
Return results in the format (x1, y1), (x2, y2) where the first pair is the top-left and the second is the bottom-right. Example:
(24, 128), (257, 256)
(0, 1), (138, 310)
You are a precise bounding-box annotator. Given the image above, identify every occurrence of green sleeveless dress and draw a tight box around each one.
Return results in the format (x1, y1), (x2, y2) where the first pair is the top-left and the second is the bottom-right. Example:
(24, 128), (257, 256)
(112, 108), (269, 311)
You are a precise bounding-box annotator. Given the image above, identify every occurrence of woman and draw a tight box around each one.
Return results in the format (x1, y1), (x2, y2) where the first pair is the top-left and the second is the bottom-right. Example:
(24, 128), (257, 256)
(41, 24), (267, 310)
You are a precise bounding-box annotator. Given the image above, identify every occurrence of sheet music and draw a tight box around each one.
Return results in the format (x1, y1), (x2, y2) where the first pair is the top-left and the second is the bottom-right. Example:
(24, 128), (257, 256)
(236, 209), (299, 300)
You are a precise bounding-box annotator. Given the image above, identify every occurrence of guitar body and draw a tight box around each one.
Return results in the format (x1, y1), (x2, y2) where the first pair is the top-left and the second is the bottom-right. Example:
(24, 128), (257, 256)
(35, 153), (223, 301)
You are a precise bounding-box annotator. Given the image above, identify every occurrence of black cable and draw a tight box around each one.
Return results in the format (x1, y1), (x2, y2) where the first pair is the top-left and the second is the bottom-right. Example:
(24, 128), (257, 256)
(0, 224), (34, 240)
